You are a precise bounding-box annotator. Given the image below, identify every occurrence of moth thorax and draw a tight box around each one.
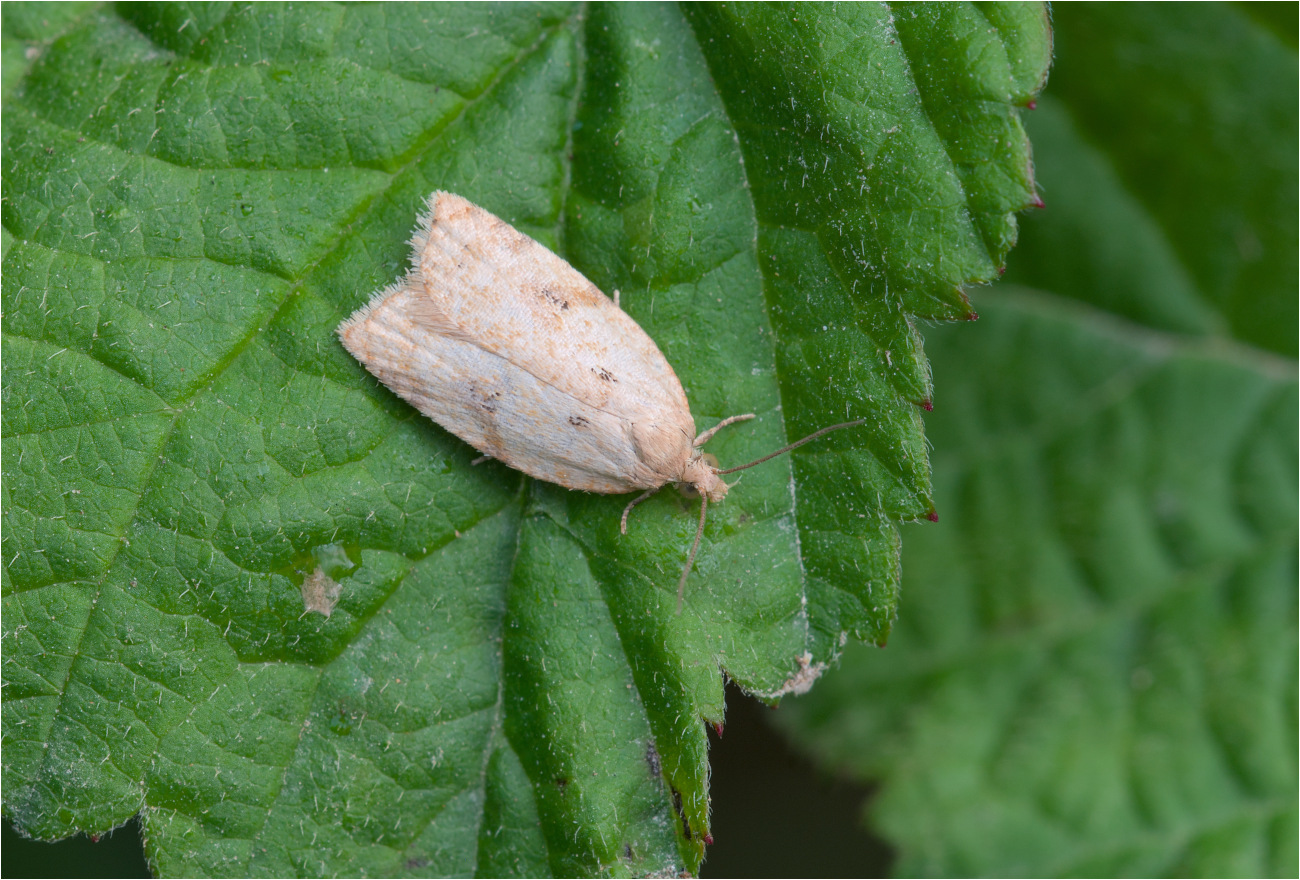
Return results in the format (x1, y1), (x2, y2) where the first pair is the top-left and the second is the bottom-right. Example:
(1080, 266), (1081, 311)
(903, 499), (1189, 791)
(680, 455), (727, 503)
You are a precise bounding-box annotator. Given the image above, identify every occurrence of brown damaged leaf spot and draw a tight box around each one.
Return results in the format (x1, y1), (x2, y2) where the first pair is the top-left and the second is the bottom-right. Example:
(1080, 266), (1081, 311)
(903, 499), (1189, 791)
(755, 651), (827, 699)
(302, 567), (343, 617)
(670, 787), (692, 841)
(645, 739), (662, 778)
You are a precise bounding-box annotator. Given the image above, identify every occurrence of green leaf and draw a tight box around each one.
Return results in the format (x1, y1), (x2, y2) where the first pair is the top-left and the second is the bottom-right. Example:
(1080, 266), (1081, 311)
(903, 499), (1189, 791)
(776, 5), (1298, 877)
(1, 3), (1046, 875)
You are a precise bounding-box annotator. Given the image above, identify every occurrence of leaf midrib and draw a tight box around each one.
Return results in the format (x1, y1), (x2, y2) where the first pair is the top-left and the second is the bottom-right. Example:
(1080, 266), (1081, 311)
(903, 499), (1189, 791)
(928, 285), (1296, 476)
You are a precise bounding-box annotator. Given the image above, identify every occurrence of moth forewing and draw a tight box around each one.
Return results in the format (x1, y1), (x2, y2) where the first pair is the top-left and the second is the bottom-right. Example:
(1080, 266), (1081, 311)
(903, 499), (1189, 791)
(339, 280), (656, 494)
(339, 191), (866, 610)
(413, 192), (694, 432)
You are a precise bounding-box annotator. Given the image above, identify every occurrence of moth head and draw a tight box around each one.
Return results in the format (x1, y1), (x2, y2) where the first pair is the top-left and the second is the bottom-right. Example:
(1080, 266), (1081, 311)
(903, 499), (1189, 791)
(680, 452), (728, 503)
(665, 415), (869, 614)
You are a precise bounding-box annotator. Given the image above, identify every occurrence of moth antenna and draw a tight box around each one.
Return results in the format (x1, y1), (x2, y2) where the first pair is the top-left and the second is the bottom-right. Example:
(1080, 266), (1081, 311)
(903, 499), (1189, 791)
(716, 418), (868, 474)
(620, 485), (662, 535)
(694, 413), (756, 448)
(677, 494), (708, 613)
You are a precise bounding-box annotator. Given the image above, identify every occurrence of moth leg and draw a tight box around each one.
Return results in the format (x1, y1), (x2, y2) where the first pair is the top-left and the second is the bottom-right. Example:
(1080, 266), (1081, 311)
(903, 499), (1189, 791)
(693, 413), (757, 447)
(620, 485), (662, 534)
(470, 454), (492, 466)
(676, 494), (709, 613)
(613, 289), (621, 309)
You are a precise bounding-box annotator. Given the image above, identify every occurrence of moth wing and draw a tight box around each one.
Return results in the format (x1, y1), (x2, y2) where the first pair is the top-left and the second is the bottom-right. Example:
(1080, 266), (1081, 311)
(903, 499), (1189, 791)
(411, 192), (696, 470)
(338, 280), (668, 493)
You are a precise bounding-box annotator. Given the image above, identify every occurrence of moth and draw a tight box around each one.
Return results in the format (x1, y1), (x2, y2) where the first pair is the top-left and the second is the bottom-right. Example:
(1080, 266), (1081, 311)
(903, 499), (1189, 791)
(339, 192), (862, 609)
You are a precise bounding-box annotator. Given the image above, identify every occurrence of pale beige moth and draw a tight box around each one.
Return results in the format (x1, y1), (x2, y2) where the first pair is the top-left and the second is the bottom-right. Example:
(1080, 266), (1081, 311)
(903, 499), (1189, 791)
(339, 192), (860, 607)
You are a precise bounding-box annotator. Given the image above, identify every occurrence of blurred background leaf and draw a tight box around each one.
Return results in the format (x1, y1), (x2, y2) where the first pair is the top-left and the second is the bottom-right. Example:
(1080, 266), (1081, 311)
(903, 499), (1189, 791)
(774, 4), (1298, 877)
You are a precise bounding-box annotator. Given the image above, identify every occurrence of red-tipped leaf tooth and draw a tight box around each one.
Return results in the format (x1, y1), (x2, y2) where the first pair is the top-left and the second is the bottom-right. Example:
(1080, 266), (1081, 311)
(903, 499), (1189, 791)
(927, 510), (939, 523)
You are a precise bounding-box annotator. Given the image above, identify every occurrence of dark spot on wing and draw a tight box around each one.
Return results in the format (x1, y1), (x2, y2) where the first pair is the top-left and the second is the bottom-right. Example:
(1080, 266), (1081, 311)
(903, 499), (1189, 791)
(474, 387), (502, 414)
(539, 287), (570, 310)
(568, 415), (590, 428)
(592, 366), (616, 382)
